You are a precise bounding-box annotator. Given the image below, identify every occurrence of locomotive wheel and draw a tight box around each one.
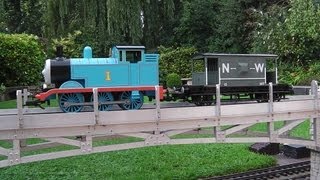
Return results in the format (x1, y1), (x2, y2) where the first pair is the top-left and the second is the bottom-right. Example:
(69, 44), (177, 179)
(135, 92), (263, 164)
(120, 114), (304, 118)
(91, 92), (114, 111)
(59, 93), (84, 113)
(118, 91), (144, 110)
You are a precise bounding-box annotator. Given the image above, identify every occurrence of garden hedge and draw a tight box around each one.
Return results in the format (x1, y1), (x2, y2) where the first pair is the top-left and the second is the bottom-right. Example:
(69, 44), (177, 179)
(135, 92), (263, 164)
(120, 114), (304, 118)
(0, 33), (45, 87)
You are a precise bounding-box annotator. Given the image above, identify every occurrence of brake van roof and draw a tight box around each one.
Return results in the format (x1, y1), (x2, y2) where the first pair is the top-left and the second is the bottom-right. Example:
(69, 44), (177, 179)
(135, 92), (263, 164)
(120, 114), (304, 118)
(193, 53), (278, 60)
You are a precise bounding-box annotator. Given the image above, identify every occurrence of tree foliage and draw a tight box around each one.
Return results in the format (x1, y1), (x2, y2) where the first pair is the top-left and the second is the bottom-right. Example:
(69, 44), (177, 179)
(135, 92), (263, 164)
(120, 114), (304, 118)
(1, 0), (45, 36)
(252, 0), (320, 66)
(175, 0), (219, 52)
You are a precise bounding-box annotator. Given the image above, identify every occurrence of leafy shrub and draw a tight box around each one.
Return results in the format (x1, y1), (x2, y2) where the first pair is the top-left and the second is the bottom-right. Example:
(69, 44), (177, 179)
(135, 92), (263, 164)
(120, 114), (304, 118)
(166, 73), (182, 88)
(0, 33), (46, 86)
(159, 46), (197, 85)
(278, 61), (320, 86)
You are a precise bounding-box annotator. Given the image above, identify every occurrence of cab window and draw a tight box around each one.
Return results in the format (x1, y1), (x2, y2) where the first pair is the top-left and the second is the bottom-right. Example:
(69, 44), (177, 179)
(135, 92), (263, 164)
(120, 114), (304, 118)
(126, 51), (141, 63)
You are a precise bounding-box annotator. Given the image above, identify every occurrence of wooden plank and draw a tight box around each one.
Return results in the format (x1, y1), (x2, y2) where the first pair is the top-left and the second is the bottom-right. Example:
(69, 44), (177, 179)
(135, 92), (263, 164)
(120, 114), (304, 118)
(0, 146), (9, 156)
(0, 109), (18, 116)
(22, 113), (94, 128)
(276, 138), (315, 147)
(225, 137), (270, 143)
(121, 133), (151, 139)
(0, 160), (9, 168)
(161, 106), (216, 121)
(276, 120), (305, 135)
(170, 138), (216, 145)
(20, 149), (84, 165)
(225, 124), (253, 135)
(221, 103), (268, 116)
(0, 116), (19, 130)
(93, 142), (145, 153)
(274, 100), (314, 112)
(44, 138), (81, 147)
(21, 142), (60, 151)
(99, 109), (156, 124)
(165, 129), (194, 137)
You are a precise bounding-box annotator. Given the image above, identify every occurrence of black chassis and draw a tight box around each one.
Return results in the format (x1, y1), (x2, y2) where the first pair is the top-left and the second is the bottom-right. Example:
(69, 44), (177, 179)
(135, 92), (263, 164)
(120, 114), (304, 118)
(170, 84), (293, 105)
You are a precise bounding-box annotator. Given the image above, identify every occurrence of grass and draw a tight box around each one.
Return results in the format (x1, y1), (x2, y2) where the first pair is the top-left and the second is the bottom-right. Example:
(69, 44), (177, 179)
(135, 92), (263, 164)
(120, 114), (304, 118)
(0, 100), (16, 109)
(0, 143), (275, 180)
(249, 120), (311, 139)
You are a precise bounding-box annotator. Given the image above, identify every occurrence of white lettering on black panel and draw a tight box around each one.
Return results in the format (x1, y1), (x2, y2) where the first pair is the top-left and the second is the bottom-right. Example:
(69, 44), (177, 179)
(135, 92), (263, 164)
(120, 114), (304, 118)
(222, 63), (230, 73)
(254, 63), (264, 73)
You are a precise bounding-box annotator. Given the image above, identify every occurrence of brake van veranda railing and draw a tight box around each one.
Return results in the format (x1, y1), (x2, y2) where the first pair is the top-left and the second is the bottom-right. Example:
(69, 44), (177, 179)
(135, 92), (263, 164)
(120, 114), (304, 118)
(0, 82), (319, 178)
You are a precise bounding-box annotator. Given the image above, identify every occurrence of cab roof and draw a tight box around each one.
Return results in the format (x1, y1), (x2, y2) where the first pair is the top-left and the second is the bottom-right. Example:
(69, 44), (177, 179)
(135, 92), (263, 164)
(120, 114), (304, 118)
(115, 45), (145, 49)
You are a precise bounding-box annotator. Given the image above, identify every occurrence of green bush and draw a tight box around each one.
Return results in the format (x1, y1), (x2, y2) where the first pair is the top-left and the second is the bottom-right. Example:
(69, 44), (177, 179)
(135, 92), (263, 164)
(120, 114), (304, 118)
(159, 46), (197, 85)
(0, 33), (46, 87)
(278, 61), (320, 86)
(166, 73), (182, 88)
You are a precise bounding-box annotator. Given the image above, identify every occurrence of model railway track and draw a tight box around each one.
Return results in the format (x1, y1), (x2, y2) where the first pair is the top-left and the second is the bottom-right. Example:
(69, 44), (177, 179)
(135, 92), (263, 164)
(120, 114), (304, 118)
(202, 161), (310, 180)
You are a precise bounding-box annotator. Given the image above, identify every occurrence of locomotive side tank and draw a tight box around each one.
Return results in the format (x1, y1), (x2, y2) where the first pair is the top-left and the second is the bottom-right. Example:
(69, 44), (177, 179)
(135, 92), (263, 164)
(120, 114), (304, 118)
(36, 45), (162, 113)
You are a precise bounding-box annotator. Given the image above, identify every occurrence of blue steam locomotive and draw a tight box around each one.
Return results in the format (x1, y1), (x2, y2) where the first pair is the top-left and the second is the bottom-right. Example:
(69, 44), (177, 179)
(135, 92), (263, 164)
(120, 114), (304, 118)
(35, 45), (163, 112)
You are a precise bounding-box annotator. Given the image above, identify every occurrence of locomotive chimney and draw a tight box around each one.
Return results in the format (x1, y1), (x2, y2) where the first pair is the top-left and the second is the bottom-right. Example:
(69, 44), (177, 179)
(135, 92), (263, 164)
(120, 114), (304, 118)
(56, 46), (64, 60)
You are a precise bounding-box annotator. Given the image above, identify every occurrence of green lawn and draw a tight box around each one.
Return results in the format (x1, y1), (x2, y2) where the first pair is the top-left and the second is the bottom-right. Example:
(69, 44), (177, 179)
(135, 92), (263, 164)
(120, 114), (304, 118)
(249, 120), (311, 139)
(0, 100), (16, 109)
(0, 143), (275, 180)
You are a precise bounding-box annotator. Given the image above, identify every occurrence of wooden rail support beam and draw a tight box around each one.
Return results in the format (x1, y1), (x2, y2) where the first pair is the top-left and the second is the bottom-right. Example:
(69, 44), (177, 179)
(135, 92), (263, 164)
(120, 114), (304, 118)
(80, 135), (92, 153)
(144, 134), (170, 146)
(8, 139), (21, 165)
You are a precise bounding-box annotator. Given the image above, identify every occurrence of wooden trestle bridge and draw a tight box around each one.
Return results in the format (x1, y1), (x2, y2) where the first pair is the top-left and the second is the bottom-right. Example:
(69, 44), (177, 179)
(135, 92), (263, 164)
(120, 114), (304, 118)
(0, 81), (319, 179)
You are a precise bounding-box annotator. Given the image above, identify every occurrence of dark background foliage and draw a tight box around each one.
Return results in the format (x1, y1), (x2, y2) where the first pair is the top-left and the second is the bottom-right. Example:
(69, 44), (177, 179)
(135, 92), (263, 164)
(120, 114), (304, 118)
(0, 0), (319, 86)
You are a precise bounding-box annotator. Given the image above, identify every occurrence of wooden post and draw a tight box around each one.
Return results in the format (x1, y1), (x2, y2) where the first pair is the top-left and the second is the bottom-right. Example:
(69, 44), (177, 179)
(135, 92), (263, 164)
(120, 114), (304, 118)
(310, 80), (320, 180)
(268, 82), (276, 142)
(155, 86), (161, 135)
(311, 81), (319, 141)
(214, 84), (224, 141)
(16, 90), (23, 129)
(23, 89), (28, 105)
(93, 88), (99, 125)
